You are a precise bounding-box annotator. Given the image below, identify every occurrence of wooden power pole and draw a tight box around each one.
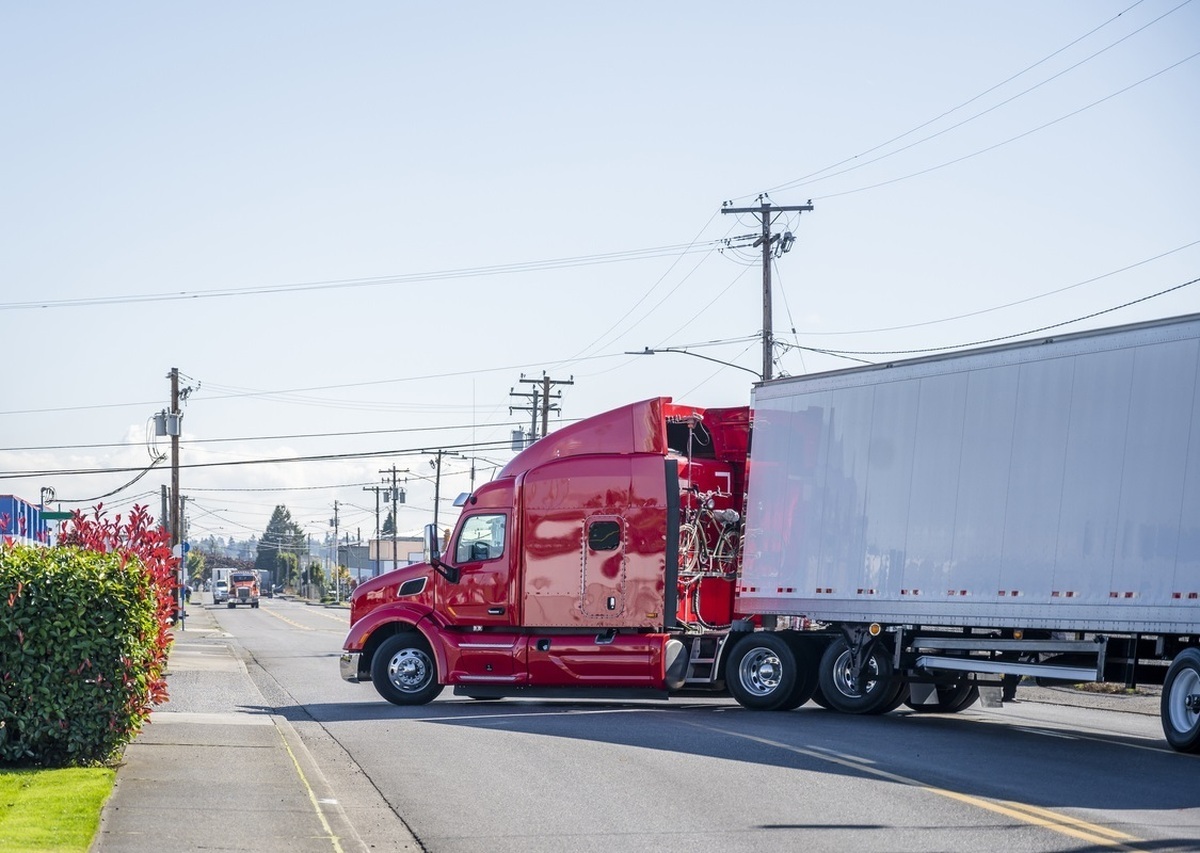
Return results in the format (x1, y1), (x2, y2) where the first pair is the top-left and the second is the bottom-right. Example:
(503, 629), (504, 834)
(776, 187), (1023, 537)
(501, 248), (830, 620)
(721, 198), (814, 381)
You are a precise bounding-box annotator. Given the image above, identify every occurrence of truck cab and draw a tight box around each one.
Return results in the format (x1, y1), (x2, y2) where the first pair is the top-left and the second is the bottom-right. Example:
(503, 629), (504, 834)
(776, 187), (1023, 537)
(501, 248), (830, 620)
(227, 571), (260, 609)
(340, 397), (751, 705)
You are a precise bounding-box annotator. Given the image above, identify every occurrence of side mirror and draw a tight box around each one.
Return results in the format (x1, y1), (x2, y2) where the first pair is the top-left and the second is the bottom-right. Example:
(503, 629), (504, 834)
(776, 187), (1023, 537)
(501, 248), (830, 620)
(423, 523), (440, 563)
(424, 523), (458, 583)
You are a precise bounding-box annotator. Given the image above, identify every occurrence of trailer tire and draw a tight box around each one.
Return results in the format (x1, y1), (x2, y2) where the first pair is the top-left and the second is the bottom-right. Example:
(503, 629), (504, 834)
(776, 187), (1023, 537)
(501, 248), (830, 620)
(726, 633), (803, 711)
(810, 683), (832, 710)
(1161, 648), (1200, 753)
(904, 681), (979, 714)
(778, 634), (818, 710)
(372, 632), (444, 706)
(818, 637), (904, 715)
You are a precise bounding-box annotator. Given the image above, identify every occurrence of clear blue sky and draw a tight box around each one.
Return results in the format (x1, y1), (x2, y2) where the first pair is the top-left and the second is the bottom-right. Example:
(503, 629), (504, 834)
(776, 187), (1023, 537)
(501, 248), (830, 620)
(2, 2), (1197, 548)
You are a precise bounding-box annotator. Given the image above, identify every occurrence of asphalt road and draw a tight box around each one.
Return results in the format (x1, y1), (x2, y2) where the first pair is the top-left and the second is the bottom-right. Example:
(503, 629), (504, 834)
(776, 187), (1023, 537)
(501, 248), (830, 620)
(209, 597), (1200, 853)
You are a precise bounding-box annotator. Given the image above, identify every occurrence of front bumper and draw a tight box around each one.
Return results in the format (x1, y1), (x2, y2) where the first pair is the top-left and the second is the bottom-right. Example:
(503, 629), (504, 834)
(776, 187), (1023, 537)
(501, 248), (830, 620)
(340, 652), (364, 683)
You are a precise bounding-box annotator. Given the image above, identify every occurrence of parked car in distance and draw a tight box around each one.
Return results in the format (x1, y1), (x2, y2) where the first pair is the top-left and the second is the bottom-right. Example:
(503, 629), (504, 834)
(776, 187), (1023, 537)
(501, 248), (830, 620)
(213, 580), (229, 604)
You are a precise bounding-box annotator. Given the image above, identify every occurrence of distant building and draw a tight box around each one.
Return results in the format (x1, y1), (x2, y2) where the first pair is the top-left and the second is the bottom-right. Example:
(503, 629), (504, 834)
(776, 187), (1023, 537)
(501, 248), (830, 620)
(338, 543), (371, 582)
(0, 495), (53, 546)
(368, 537), (424, 577)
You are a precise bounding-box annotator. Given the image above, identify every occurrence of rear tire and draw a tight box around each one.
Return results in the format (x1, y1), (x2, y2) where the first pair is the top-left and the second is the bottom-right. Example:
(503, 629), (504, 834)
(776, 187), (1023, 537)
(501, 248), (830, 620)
(778, 634), (818, 710)
(817, 637), (903, 715)
(726, 633), (801, 711)
(1161, 648), (1200, 753)
(371, 632), (444, 706)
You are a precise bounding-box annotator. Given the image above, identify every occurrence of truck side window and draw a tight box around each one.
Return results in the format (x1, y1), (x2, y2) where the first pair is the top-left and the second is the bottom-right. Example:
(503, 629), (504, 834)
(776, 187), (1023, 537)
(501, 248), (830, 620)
(455, 514), (506, 563)
(588, 520), (620, 551)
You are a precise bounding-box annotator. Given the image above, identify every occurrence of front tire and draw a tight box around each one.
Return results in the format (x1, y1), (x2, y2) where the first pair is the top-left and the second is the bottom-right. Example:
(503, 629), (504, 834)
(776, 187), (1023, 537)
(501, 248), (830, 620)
(726, 633), (803, 711)
(818, 636), (904, 715)
(1162, 648), (1200, 753)
(371, 632), (444, 706)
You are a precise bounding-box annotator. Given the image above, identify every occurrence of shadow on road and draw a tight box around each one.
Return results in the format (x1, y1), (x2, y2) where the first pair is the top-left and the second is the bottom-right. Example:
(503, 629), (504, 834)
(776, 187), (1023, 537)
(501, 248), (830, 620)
(242, 696), (1200, 820)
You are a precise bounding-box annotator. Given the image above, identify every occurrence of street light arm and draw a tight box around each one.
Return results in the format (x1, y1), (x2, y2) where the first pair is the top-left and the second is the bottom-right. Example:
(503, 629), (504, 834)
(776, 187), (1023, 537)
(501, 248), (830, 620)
(626, 347), (762, 380)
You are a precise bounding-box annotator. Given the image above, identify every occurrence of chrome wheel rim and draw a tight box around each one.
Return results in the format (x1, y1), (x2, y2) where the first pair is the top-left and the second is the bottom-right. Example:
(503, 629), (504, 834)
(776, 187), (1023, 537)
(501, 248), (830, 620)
(387, 647), (432, 693)
(1168, 667), (1200, 734)
(831, 649), (880, 698)
(738, 647), (783, 697)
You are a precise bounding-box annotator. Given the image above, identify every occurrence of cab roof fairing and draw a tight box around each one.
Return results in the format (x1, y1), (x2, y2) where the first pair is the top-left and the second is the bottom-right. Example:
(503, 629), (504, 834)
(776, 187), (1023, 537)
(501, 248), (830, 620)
(497, 398), (677, 481)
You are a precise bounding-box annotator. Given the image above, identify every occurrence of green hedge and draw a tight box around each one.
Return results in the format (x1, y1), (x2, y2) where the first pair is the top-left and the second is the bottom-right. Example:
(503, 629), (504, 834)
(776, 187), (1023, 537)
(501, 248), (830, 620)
(0, 544), (160, 766)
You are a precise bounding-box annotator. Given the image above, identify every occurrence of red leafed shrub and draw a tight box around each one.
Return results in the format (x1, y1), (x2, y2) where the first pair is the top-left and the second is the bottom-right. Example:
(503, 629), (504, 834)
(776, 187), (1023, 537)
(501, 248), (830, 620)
(0, 504), (175, 766)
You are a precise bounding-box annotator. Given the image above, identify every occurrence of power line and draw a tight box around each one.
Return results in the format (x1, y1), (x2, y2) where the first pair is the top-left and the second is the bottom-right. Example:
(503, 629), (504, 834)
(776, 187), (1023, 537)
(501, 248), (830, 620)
(799, 238), (1200, 338)
(793, 276), (1200, 360)
(0, 437), (521, 482)
(0, 353), (622, 417)
(0, 240), (729, 312)
(0, 418), (532, 453)
(763, 0), (1186, 198)
(816, 48), (1200, 202)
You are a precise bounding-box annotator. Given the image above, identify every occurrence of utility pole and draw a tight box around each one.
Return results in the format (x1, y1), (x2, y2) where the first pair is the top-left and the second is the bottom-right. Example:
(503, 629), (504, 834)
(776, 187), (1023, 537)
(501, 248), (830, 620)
(721, 197), (814, 381)
(330, 500), (340, 603)
(169, 368), (181, 549)
(509, 373), (573, 441)
(509, 383), (540, 443)
(363, 483), (386, 577)
(430, 451), (446, 535)
(377, 466), (407, 574)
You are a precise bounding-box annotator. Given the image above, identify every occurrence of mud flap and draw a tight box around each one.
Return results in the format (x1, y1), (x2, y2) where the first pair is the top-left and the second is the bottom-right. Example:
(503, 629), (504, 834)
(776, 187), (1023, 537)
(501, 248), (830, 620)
(978, 685), (1003, 708)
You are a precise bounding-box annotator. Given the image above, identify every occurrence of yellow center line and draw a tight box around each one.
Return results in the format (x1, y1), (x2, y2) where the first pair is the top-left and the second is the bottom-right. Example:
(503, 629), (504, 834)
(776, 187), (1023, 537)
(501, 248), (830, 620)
(257, 601), (351, 631)
(302, 607), (352, 624)
(687, 721), (1146, 850)
(261, 607), (315, 631)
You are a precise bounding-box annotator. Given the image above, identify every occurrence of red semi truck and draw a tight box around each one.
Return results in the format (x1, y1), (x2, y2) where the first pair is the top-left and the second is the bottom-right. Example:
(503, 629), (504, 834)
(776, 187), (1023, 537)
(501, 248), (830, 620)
(341, 313), (1200, 752)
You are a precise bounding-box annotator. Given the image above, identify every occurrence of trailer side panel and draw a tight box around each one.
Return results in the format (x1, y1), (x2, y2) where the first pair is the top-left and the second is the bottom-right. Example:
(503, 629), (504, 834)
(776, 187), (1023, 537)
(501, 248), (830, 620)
(741, 314), (1200, 633)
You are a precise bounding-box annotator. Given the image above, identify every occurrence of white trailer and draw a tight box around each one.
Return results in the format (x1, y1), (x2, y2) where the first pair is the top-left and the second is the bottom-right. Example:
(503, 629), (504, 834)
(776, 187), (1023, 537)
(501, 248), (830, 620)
(738, 313), (1200, 752)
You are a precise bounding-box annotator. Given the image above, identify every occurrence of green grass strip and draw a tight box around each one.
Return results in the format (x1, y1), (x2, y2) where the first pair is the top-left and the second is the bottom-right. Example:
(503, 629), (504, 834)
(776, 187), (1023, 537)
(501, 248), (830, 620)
(0, 767), (115, 852)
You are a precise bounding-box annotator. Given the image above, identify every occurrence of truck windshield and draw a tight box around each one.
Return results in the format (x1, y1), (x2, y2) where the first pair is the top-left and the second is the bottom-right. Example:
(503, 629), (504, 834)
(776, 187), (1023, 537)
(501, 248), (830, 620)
(455, 514), (506, 562)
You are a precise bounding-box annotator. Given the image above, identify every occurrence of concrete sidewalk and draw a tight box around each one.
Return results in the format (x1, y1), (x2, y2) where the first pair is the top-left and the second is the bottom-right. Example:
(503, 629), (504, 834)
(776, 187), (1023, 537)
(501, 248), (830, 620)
(91, 603), (407, 853)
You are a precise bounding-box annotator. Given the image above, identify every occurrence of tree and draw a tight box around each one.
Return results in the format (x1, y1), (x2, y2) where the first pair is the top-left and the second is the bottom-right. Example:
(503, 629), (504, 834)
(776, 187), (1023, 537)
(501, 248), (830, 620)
(186, 550), (206, 586)
(255, 505), (305, 573)
(3, 504), (176, 764)
(382, 509), (396, 537)
(303, 560), (325, 597)
(275, 551), (299, 589)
